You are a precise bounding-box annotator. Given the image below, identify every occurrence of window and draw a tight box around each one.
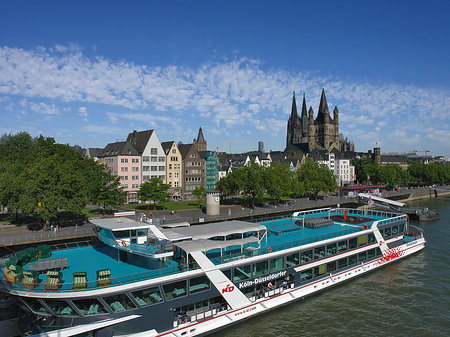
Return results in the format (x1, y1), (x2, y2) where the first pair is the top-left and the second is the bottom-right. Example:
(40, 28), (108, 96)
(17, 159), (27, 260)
(174, 181), (179, 187)
(368, 233), (376, 244)
(384, 227), (392, 238)
(171, 156), (178, 161)
(132, 175), (139, 180)
(358, 251), (367, 262)
(300, 269), (312, 282)
(314, 246), (325, 260)
(131, 286), (164, 307)
(301, 250), (313, 264)
(132, 167), (139, 172)
(358, 235), (367, 246)
(349, 238), (357, 249)
(169, 164), (172, 169)
(132, 158), (139, 163)
(159, 166), (165, 171)
(151, 156), (157, 162)
(313, 265), (326, 277)
(253, 260), (269, 277)
(122, 184), (128, 189)
(270, 257), (284, 272)
(132, 184), (140, 189)
(348, 255), (358, 266)
(143, 166), (150, 171)
(189, 276), (210, 294)
(120, 176), (128, 180)
(392, 225), (399, 236)
(327, 261), (336, 272)
(151, 148), (157, 155)
(43, 299), (78, 316)
(72, 298), (108, 315)
(169, 173), (172, 178)
(233, 265), (251, 282)
(159, 157), (165, 162)
(286, 252), (299, 267)
(143, 156), (150, 162)
(103, 294), (136, 312)
(21, 298), (50, 314)
(368, 248), (376, 259)
(163, 280), (187, 300)
(121, 158), (128, 163)
(338, 257), (348, 270)
(121, 167), (128, 172)
(172, 149), (176, 154)
(151, 166), (157, 171)
(326, 243), (337, 256)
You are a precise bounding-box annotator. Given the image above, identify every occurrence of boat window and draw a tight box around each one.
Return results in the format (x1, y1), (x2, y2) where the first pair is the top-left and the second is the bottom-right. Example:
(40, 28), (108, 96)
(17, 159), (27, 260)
(399, 223), (405, 233)
(326, 243), (337, 256)
(384, 227), (391, 238)
(368, 233), (376, 244)
(300, 269), (312, 282)
(21, 298), (50, 315)
(43, 299), (78, 316)
(314, 246), (325, 260)
(349, 238), (357, 249)
(367, 249), (376, 259)
(337, 240), (347, 253)
(223, 269), (232, 280)
(253, 260), (269, 277)
(270, 257), (284, 272)
(103, 293), (136, 312)
(163, 280), (188, 300)
(72, 298), (108, 315)
(358, 235), (367, 246)
(338, 257), (348, 270)
(226, 233), (242, 240)
(392, 225), (399, 236)
(286, 252), (299, 267)
(233, 265), (251, 282)
(375, 247), (382, 256)
(348, 255), (358, 266)
(327, 261), (336, 272)
(114, 230), (130, 239)
(300, 250), (313, 264)
(313, 265), (325, 277)
(379, 228), (384, 237)
(137, 228), (148, 237)
(189, 276), (210, 294)
(358, 251), (367, 262)
(131, 286), (164, 307)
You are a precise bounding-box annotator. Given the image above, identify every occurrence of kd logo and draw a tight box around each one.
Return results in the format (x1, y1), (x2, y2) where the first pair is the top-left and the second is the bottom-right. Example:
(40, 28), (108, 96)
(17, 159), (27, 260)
(222, 284), (235, 294)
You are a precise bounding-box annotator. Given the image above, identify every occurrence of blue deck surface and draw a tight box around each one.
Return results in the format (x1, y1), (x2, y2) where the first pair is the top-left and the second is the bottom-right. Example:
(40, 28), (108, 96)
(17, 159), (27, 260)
(10, 210), (390, 291)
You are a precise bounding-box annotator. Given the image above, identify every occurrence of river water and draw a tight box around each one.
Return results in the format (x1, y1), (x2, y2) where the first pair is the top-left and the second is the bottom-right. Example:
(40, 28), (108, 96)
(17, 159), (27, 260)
(212, 197), (450, 337)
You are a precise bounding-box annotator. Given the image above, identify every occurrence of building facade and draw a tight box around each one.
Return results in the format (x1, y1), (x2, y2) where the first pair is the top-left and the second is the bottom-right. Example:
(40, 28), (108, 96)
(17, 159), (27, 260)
(101, 141), (141, 203)
(162, 141), (183, 200)
(179, 144), (204, 200)
(126, 130), (166, 184)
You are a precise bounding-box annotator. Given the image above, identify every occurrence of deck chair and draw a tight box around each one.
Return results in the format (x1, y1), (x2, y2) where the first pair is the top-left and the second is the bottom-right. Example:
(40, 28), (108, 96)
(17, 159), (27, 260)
(4, 264), (23, 284)
(96, 269), (112, 287)
(72, 272), (87, 289)
(44, 270), (62, 290)
(22, 270), (39, 289)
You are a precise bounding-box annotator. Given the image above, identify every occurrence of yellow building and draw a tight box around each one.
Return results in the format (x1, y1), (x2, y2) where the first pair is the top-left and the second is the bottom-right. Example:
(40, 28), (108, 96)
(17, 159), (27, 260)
(161, 141), (183, 200)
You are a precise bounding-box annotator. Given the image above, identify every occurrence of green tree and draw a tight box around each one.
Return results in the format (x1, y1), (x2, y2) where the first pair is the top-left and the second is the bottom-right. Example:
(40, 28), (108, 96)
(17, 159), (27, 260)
(192, 186), (206, 206)
(237, 161), (265, 207)
(296, 158), (337, 199)
(138, 177), (170, 210)
(352, 157), (379, 184)
(263, 162), (292, 202)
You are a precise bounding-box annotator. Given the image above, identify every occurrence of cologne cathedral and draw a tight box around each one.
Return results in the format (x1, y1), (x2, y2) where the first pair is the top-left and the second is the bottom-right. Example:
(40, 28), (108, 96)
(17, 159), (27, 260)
(285, 88), (354, 153)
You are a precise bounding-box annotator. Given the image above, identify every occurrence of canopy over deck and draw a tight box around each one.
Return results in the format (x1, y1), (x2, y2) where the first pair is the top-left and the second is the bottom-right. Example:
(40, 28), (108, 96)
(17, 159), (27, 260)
(175, 236), (259, 254)
(90, 218), (151, 231)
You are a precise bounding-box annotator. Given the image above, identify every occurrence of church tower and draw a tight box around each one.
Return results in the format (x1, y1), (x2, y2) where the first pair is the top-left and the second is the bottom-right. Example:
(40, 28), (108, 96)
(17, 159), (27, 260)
(193, 127), (207, 151)
(300, 93), (309, 144)
(286, 92), (303, 147)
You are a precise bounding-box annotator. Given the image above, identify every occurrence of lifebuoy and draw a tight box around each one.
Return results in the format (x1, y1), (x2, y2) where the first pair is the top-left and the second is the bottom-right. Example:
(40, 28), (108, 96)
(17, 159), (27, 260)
(267, 246), (272, 253)
(122, 240), (127, 248)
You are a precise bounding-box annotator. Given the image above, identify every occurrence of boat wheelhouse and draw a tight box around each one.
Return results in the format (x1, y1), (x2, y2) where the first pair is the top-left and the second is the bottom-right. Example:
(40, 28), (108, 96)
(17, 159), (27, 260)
(0, 207), (425, 337)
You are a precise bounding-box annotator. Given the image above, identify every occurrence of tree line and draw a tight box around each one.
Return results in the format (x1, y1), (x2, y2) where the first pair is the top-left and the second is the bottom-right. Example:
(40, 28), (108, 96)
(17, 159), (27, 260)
(352, 157), (450, 185)
(0, 132), (125, 225)
(216, 158), (337, 207)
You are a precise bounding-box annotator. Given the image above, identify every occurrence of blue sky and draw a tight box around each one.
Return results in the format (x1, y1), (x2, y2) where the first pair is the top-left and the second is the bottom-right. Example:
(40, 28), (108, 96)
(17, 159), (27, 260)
(1, 1), (449, 156)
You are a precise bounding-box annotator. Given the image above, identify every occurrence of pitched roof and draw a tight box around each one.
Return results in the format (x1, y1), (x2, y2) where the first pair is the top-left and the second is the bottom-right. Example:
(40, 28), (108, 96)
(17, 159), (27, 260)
(316, 88), (330, 124)
(196, 127), (205, 143)
(290, 91), (298, 118)
(178, 143), (195, 159)
(126, 130), (154, 154)
(161, 141), (175, 155)
(102, 141), (139, 157)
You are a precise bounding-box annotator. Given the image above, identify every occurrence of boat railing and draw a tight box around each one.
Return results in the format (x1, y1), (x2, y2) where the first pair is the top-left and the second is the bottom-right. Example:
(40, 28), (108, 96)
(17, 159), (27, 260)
(0, 257), (197, 293)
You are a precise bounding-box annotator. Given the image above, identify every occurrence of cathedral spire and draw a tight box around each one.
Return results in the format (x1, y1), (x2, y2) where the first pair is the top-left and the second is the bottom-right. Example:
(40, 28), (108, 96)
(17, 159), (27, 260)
(290, 91), (298, 118)
(301, 93), (307, 118)
(317, 88), (330, 124)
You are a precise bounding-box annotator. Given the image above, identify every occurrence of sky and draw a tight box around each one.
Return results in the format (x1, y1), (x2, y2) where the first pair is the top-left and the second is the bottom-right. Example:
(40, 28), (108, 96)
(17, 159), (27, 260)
(0, 0), (449, 156)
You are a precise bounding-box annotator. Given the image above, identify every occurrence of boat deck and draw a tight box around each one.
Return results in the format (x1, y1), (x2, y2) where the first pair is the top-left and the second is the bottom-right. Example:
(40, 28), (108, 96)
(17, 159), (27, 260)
(0, 209), (402, 293)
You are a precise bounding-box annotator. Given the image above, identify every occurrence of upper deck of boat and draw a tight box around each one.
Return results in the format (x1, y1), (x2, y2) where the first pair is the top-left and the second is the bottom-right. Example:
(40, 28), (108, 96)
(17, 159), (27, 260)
(0, 208), (405, 294)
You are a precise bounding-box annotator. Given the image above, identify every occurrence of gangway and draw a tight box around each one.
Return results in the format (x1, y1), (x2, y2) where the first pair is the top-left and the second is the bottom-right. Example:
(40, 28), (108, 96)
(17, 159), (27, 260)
(358, 193), (405, 212)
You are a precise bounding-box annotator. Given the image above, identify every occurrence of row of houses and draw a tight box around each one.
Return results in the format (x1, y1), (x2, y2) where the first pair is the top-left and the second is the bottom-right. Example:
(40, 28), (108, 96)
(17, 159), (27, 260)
(83, 128), (218, 203)
(78, 128), (358, 204)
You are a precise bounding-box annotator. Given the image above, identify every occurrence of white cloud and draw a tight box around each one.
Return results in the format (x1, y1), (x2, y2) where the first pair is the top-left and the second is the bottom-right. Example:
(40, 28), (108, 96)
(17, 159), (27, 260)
(78, 106), (87, 117)
(30, 102), (59, 115)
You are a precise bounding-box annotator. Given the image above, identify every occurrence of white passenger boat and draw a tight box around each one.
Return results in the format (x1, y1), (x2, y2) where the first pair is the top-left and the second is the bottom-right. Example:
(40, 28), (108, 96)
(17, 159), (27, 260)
(0, 207), (425, 336)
